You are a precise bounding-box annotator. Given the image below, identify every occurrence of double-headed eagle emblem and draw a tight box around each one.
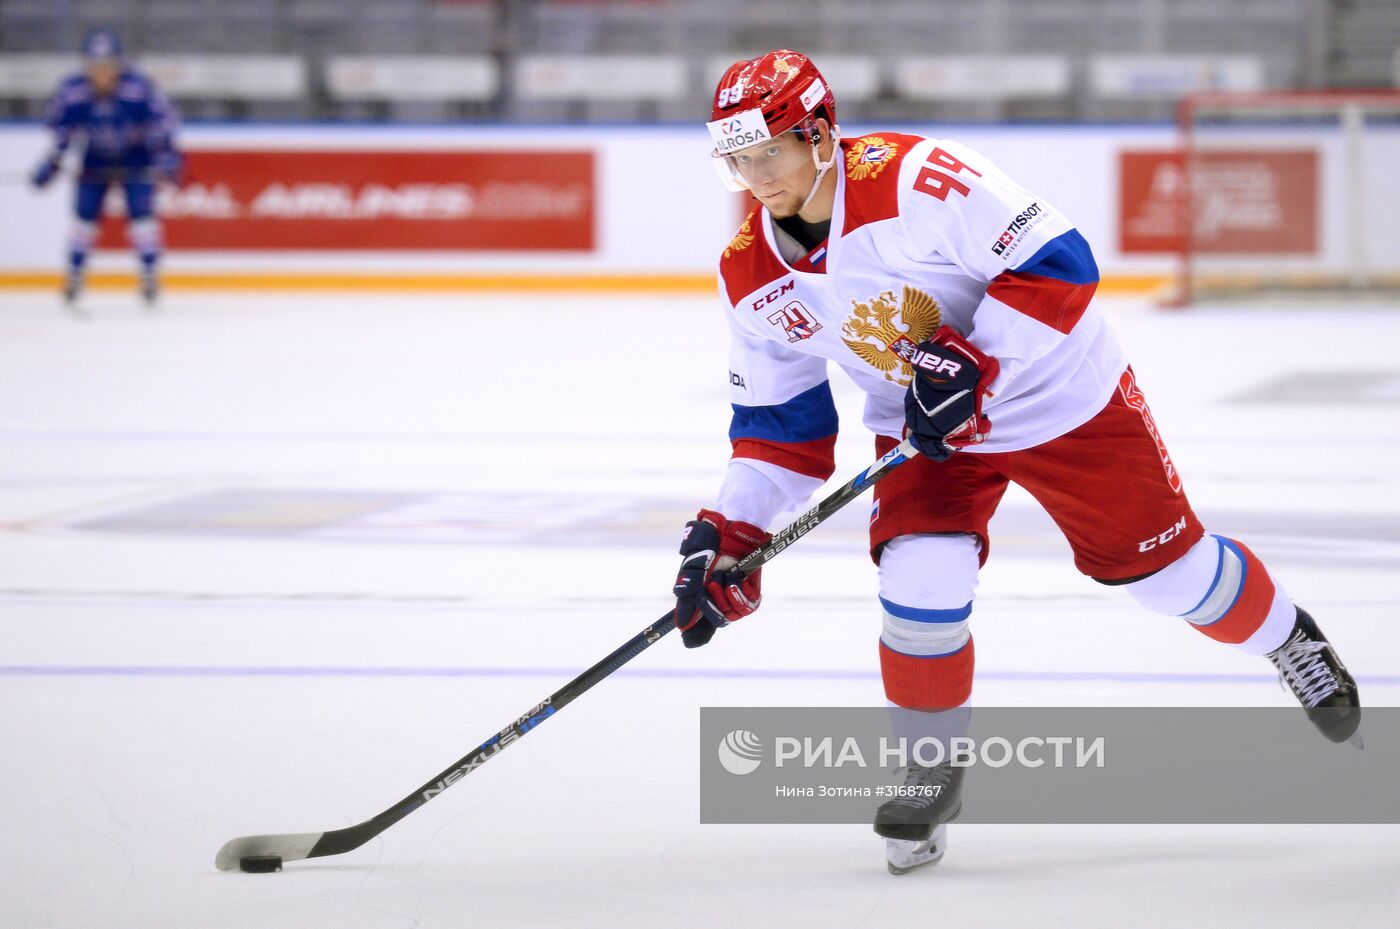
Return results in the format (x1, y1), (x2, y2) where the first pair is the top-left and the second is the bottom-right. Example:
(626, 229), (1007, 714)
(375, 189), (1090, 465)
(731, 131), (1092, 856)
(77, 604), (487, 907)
(841, 285), (942, 386)
(845, 136), (899, 182)
(725, 213), (755, 259)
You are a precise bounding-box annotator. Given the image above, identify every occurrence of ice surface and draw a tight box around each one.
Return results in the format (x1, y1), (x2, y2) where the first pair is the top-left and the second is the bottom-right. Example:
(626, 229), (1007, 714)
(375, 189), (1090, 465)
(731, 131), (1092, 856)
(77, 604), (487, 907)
(0, 290), (1397, 928)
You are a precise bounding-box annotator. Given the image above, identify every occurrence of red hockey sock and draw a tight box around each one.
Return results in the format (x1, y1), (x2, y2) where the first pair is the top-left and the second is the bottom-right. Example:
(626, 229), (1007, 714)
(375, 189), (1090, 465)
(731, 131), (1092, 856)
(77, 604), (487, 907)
(879, 637), (975, 709)
(1183, 537), (1279, 645)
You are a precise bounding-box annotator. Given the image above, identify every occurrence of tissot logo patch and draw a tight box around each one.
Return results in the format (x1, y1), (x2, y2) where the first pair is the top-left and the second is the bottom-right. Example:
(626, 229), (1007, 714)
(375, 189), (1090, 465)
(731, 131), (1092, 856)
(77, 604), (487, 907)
(990, 201), (1049, 257)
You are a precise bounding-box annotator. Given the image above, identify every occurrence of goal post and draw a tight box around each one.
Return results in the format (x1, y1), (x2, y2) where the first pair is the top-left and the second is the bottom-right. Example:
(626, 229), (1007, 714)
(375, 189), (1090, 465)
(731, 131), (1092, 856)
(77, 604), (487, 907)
(1171, 90), (1400, 305)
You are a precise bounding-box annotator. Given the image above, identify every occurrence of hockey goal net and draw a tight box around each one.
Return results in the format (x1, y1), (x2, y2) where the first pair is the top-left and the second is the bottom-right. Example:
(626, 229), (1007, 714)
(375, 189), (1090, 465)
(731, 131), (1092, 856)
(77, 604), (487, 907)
(1169, 91), (1400, 305)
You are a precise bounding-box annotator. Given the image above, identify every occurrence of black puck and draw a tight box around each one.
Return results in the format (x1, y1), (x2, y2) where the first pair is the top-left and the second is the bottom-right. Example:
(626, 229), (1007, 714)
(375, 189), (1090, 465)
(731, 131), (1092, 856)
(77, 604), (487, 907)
(239, 855), (283, 873)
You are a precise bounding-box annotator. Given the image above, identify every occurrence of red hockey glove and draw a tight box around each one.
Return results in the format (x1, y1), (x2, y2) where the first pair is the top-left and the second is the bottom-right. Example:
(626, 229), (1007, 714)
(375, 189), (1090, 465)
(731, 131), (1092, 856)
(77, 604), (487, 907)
(672, 509), (771, 649)
(903, 326), (1000, 462)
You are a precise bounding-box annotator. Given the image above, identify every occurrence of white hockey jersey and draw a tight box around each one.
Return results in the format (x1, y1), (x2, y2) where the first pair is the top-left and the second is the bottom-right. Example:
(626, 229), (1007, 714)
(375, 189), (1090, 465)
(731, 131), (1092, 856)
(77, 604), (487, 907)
(714, 133), (1127, 526)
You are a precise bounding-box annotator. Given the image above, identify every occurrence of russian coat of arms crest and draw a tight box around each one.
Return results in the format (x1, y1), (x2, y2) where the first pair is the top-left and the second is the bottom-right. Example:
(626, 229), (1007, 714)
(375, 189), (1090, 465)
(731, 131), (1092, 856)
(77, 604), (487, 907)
(840, 285), (942, 386)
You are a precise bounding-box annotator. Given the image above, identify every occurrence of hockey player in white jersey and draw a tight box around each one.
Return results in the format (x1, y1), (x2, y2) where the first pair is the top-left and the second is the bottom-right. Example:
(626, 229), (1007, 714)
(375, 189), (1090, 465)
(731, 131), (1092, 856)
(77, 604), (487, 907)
(668, 50), (1362, 874)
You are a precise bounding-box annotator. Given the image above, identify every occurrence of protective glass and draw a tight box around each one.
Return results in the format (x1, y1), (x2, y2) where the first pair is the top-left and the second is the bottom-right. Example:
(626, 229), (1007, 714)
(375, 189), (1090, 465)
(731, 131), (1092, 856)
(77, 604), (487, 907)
(711, 129), (815, 192)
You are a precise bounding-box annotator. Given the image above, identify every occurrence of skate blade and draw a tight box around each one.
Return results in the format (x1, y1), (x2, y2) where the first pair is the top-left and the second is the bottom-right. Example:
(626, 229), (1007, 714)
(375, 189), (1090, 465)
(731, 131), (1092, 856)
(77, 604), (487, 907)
(885, 826), (946, 875)
(1347, 730), (1365, 751)
(888, 852), (944, 875)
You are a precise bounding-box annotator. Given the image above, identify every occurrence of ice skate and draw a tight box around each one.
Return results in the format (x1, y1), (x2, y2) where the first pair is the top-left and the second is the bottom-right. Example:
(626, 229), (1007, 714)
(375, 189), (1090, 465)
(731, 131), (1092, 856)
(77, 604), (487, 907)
(884, 824), (947, 875)
(139, 266), (159, 308)
(1267, 607), (1361, 745)
(61, 269), (89, 318)
(874, 762), (962, 874)
(62, 268), (83, 303)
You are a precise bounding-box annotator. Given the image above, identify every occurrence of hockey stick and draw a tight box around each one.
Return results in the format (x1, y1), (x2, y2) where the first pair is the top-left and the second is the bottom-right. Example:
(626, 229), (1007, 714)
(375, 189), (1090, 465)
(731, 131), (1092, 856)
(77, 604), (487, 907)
(0, 171), (47, 186)
(213, 437), (921, 871)
(0, 167), (166, 186)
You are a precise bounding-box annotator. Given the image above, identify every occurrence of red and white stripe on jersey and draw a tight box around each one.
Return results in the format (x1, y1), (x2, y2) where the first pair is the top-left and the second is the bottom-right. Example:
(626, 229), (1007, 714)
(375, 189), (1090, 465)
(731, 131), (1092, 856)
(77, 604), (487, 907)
(727, 380), (838, 480)
(986, 231), (1100, 335)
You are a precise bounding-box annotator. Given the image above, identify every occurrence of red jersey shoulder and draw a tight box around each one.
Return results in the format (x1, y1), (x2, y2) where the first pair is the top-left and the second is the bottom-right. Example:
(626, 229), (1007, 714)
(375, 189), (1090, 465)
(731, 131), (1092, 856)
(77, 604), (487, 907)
(841, 132), (925, 237)
(719, 203), (790, 307)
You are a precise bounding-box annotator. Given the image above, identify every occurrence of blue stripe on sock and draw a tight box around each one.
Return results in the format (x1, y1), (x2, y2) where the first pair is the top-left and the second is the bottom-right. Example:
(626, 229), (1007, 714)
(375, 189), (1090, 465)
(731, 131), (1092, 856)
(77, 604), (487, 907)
(1179, 535), (1226, 618)
(879, 597), (972, 623)
(1193, 537), (1250, 628)
(1210, 537), (1250, 622)
(880, 637), (970, 659)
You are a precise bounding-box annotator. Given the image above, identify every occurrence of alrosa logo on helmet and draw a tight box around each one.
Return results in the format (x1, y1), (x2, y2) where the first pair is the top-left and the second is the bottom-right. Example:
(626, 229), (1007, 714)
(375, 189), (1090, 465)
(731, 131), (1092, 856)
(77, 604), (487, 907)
(706, 108), (772, 154)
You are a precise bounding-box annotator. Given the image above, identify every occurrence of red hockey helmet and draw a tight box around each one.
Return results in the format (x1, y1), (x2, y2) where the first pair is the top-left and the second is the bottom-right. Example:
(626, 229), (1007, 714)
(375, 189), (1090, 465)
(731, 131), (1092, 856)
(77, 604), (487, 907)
(709, 50), (836, 143)
(706, 50), (839, 193)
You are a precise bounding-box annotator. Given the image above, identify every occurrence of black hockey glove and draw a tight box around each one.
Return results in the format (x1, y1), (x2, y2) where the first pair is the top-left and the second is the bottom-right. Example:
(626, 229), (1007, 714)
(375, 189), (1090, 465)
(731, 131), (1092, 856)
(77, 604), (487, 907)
(31, 154), (60, 189)
(902, 326), (1000, 462)
(672, 509), (770, 649)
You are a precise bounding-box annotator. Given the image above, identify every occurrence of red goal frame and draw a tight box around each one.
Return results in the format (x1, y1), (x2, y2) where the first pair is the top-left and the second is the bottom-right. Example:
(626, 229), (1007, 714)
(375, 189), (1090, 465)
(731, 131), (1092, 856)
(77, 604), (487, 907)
(1172, 89), (1400, 306)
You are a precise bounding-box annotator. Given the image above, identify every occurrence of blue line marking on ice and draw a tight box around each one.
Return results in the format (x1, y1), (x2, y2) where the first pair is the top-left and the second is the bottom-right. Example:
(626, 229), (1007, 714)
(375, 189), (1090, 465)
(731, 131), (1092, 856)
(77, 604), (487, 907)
(2, 665), (1397, 685)
(2, 429), (1399, 448)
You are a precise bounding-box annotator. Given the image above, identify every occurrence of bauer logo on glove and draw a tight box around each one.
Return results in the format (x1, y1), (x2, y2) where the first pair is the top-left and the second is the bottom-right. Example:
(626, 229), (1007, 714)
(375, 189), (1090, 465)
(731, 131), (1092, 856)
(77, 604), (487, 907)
(908, 347), (964, 378)
(902, 326), (1000, 462)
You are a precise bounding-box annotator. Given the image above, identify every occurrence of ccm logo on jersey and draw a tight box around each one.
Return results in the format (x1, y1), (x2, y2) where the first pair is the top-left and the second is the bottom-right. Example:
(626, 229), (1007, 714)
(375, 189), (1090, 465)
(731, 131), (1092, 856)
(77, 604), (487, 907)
(909, 348), (963, 377)
(1138, 516), (1189, 552)
(751, 279), (796, 311)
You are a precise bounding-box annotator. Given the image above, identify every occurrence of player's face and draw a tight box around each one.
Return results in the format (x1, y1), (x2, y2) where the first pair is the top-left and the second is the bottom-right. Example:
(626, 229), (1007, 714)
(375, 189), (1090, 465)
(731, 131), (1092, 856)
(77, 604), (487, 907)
(86, 61), (120, 95)
(724, 130), (818, 218)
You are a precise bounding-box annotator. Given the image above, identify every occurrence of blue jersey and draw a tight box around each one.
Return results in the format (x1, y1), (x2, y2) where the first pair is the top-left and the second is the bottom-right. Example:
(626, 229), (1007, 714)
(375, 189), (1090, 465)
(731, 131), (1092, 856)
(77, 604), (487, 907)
(43, 67), (179, 171)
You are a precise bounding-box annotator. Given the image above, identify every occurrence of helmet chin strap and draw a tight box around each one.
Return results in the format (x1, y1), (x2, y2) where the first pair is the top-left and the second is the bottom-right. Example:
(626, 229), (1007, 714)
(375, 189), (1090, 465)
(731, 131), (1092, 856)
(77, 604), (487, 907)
(799, 125), (842, 212)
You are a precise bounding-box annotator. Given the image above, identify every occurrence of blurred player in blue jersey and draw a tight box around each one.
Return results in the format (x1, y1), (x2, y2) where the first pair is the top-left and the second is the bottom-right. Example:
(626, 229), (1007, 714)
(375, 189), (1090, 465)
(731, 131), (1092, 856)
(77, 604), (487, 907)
(31, 29), (183, 307)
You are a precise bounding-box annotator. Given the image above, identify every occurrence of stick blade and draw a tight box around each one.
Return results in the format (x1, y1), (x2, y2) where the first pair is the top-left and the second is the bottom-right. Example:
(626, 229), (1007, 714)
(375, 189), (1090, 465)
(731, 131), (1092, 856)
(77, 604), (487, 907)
(214, 832), (323, 871)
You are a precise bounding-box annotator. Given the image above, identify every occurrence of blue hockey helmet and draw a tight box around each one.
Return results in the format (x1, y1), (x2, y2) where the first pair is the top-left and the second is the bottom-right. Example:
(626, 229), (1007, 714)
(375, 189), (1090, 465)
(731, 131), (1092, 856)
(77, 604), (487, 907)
(82, 29), (124, 62)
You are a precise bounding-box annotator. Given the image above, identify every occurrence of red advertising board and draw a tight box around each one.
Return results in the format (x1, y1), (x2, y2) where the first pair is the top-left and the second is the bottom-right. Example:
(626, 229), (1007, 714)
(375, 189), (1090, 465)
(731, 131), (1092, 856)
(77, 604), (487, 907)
(98, 149), (595, 251)
(1119, 149), (1318, 254)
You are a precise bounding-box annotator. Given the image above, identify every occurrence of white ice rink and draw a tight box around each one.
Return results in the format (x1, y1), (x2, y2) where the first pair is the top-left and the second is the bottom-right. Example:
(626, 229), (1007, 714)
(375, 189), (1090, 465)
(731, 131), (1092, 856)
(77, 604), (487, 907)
(1, 290), (1397, 929)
